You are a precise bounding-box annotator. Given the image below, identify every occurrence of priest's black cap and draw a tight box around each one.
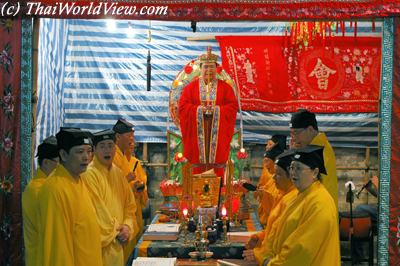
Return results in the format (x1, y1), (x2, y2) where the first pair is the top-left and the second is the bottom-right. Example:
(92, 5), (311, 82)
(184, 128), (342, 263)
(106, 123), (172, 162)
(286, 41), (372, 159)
(36, 135), (58, 159)
(291, 145), (326, 175)
(290, 109), (318, 130)
(113, 118), (134, 134)
(270, 135), (287, 150)
(92, 129), (116, 146)
(56, 128), (92, 151)
(274, 151), (293, 173)
(264, 143), (284, 161)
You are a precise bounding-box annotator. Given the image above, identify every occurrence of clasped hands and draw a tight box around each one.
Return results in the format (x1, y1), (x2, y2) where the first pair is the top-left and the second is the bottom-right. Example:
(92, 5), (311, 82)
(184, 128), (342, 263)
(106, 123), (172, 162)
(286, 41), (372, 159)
(243, 234), (269, 266)
(201, 104), (214, 115)
(116, 224), (130, 244)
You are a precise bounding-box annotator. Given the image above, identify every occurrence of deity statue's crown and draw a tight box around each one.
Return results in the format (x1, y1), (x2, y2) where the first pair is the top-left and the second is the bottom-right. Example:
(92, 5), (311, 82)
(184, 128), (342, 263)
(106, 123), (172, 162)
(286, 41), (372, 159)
(199, 46), (218, 63)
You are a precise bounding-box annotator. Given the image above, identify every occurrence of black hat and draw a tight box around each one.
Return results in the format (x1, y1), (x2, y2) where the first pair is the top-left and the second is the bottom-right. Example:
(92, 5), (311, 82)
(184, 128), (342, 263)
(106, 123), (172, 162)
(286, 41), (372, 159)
(56, 128), (92, 151)
(36, 135), (58, 159)
(92, 129), (116, 146)
(290, 109), (318, 130)
(275, 151), (293, 174)
(113, 118), (134, 134)
(270, 135), (287, 150)
(291, 145), (326, 175)
(264, 144), (284, 161)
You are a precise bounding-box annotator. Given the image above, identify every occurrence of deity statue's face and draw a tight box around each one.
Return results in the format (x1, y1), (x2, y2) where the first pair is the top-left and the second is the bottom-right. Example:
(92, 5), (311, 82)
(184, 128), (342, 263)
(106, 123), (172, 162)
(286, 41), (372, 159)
(201, 62), (217, 83)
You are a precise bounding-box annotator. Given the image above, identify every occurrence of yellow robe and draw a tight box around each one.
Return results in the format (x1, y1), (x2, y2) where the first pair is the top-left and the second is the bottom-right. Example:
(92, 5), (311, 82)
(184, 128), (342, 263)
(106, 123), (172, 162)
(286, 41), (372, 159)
(113, 146), (148, 262)
(82, 157), (138, 266)
(22, 168), (47, 266)
(253, 186), (298, 264)
(311, 132), (338, 209)
(37, 164), (102, 266)
(262, 182), (340, 266)
(257, 168), (282, 226)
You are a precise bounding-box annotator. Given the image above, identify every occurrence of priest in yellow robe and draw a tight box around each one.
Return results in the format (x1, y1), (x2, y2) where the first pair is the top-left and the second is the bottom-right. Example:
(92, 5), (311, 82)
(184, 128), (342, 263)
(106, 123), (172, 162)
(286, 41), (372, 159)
(257, 135), (287, 226)
(22, 136), (59, 266)
(245, 153), (298, 264)
(254, 146), (340, 266)
(290, 109), (338, 209)
(112, 118), (148, 262)
(82, 129), (138, 266)
(37, 128), (102, 266)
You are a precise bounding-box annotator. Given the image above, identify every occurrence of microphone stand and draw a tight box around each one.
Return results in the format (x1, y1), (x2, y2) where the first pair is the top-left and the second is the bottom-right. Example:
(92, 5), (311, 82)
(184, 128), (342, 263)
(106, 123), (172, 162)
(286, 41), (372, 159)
(356, 180), (372, 199)
(346, 184), (355, 266)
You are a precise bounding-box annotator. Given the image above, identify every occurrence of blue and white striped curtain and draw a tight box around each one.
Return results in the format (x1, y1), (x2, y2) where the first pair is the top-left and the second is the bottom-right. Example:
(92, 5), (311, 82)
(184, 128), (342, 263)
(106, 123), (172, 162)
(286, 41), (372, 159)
(36, 19), (69, 150)
(36, 19), (381, 148)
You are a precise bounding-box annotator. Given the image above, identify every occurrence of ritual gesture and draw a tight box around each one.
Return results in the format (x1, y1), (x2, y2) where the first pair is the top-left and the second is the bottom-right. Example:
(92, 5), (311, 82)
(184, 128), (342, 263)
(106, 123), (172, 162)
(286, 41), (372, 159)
(246, 234), (260, 249)
(242, 249), (257, 264)
(132, 179), (145, 193)
(126, 172), (136, 182)
(116, 224), (131, 244)
(201, 101), (214, 115)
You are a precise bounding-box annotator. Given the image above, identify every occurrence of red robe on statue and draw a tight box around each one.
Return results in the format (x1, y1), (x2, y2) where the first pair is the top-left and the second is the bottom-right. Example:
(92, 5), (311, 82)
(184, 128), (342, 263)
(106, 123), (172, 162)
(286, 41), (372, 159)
(179, 77), (238, 177)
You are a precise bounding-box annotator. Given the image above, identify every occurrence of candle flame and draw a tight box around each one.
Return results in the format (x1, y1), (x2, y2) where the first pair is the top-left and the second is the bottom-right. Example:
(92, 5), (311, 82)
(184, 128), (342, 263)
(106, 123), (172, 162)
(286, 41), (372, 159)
(183, 208), (188, 217)
(221, 206), (227, 217)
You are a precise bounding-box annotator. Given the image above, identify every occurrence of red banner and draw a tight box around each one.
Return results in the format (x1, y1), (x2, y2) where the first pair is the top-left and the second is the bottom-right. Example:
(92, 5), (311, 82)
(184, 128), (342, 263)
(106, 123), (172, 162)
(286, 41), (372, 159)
(0, 19), (22, 265)
(217, 36), (381, 113)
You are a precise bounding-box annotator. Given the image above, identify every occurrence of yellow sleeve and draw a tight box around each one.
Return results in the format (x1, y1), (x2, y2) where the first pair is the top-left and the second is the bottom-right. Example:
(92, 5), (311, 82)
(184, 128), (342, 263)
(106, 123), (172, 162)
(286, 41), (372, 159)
(113, 149), (131, 178)
(121, 176), (139, 241)
(82, 171), (119, 247)
(267, 202), (335, 265)
(38, 186), (74, 266)
(321, 146), (338, 209)
(258, 167), (271, 188)
(22, 184), (39, 266)
(134, 160), (148, 206)
(258, 179), (282, 226)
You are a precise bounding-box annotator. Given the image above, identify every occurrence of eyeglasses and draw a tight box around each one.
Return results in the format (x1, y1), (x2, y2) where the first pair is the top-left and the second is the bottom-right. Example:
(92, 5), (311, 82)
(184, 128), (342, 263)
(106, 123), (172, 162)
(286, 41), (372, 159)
(289, 165), (311, 173)
(290, 128), (306, 136)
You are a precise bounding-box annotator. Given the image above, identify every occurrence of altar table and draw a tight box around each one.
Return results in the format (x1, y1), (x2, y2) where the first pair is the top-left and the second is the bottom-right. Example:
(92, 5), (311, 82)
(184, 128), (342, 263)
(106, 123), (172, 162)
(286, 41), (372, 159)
(128, 212), (262, 264)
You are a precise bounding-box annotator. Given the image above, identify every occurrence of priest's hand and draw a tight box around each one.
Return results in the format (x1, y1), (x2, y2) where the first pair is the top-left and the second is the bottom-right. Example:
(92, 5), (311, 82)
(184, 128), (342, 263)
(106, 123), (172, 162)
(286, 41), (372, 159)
(202, 105), (213, 115)
(132, 179), (145, 193)
(246, 234), (259, 249)
(126, 172), (136, 182)
(117, 224), (131, 244)
(242, 249), (256, 263)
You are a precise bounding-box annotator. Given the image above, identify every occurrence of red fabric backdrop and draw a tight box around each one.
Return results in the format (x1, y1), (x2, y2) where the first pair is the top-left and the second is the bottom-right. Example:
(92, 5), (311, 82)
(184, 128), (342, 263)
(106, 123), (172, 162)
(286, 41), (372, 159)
(0, 19), (22, 265)
(217, 36), (381, 113)
(389, 17), (400, 266)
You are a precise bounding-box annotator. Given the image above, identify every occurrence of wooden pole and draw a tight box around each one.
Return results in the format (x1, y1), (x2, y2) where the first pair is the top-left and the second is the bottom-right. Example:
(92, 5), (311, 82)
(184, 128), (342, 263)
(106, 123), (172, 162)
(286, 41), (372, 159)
(143, 143), (148, 163)
(187, 36), (215, 41)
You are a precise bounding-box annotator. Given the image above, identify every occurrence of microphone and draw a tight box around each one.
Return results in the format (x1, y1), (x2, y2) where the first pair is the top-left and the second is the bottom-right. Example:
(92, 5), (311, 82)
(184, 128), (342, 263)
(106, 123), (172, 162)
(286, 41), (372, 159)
(345, 181), (355, 204)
